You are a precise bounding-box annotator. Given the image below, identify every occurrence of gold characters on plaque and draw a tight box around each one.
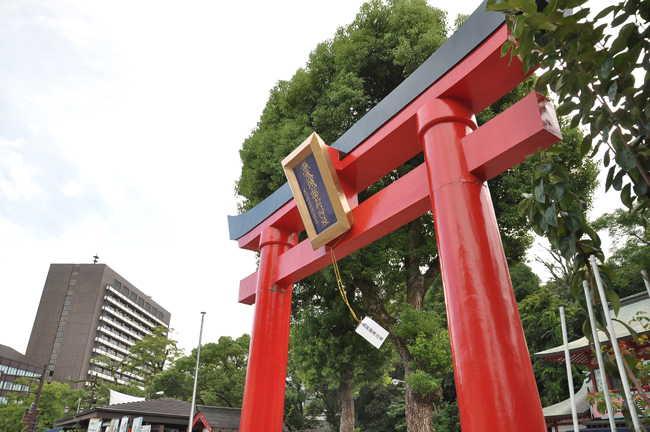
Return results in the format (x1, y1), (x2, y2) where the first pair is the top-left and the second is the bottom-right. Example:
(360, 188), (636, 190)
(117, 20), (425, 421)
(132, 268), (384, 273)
(301, 160), (330, 229)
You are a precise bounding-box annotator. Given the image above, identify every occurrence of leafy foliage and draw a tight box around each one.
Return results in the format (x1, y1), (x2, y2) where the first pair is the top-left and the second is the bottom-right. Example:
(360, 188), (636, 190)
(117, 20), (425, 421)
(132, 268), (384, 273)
(0, 381), (84, 432)
(593, 208), (650, 297)
(123, 326), (182, 379)
(518, 284), (588, 406)
(235, 0), (447, 212)
(155, 334), (250, 408)
(291, 270), (393, 432)
(486, 0), (650, 214)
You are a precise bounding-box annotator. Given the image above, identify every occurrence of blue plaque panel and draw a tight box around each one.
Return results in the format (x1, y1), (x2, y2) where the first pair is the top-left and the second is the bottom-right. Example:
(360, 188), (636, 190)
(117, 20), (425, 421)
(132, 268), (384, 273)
(292, 153), (337, 235)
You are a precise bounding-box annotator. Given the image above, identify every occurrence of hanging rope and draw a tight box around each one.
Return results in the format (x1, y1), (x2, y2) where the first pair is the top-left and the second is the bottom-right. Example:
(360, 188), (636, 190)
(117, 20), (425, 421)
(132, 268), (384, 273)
(328, 211), (361, 324)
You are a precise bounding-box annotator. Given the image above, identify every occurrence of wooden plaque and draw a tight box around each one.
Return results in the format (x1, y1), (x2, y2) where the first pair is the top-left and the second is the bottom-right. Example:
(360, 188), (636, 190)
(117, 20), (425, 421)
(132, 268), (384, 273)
(282, 132), (352, 250)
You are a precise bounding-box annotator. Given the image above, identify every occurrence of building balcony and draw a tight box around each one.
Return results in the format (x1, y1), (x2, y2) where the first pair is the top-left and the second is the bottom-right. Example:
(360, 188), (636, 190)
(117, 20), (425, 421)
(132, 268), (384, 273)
(97, 319), (138, 346)
(88, 369), (128, 386)
(94, 337), (130, 356)
(104, 296), (155, 335)
(100, 306), (149, 340)
(105, 285), (168, 328)
(92, 347), (126, 363)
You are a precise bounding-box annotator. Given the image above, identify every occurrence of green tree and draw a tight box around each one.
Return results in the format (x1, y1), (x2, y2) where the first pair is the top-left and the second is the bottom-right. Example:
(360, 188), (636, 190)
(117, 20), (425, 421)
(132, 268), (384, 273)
(291, 276), (393, 432)
(67, 375), (146, 409)
(593, 208), (650, 297)
(155, 334), (250, 408)
(510, 262), (542, 302)
(518, 285), (587, 406)
(486, 0), (650, 214)
(236, 1), (452, 429)
(121, 326), (183, 396)
(0, 381), (84, 432)
(355, 359), (407, 432)
(283, 351), (317, 432)
(235, 0), (447, 211)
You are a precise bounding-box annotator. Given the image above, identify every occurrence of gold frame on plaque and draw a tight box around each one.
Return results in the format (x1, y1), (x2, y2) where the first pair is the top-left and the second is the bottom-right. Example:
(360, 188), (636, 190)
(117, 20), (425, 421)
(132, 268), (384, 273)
(282, 132), (352, 250)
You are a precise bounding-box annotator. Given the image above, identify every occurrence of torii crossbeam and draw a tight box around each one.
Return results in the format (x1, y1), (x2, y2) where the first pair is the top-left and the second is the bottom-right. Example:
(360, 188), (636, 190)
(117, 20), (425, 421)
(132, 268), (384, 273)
(227, 2), (562, 431)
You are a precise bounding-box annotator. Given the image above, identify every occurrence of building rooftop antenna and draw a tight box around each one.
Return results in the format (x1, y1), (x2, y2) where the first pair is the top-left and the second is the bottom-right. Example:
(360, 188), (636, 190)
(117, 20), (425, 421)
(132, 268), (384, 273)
(93, 254), (99, 264)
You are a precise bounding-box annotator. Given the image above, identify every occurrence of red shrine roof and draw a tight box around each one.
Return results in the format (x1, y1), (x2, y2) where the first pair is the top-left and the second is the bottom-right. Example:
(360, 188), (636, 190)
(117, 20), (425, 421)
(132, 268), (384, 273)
(534, 292), (650, 365)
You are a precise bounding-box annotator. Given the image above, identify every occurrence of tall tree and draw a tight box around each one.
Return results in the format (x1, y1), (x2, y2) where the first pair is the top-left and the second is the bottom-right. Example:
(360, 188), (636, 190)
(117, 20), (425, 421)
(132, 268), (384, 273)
(236, 1), (450, 430)
(155, 334), (250, 408)
(120, 326), (182, 396)
(291, 273), (393, 432)
(593, 208), (650, 297)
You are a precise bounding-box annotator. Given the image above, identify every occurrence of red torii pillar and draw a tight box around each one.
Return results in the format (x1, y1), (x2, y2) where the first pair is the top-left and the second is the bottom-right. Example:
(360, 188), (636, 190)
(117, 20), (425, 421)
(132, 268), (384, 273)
(239, 227), (298, 431)
(417, 98), (548, 430)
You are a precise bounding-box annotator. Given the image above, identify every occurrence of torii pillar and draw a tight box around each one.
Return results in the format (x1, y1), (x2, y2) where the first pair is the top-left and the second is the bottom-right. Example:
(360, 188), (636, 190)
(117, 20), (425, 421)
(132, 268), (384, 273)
(417, 98), (548, 430)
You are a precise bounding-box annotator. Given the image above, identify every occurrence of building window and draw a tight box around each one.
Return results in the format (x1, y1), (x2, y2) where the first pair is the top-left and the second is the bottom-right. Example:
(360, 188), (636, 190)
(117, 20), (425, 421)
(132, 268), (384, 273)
(49, 359), (56, 365)
(58, 326), (65, 332)
(145, 302), (151, 312)
(55, 337), (62, 343)
(65, 295), (72, 301)
(122, 286), (130, 296)
(63, 305), (70, 311)
(130, 292), (137, 302)
(68, 285), (75, 291)
(137, 297), (145, 307)
(158, 311), (164, 320)
(52, 348), (59, 354)
(60, 315), (67, 321)
(152, 306), (158, 317)
(113, 279), (122, 290)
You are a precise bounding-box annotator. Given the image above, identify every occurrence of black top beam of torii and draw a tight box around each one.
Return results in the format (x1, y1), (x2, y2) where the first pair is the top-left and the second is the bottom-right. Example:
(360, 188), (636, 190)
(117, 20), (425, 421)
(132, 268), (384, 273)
(228, 0), (507, 241)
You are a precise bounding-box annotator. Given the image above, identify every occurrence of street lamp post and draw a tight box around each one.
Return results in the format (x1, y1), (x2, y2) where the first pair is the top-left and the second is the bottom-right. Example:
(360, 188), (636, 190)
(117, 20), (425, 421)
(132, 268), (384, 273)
(188, 312), (206, 432)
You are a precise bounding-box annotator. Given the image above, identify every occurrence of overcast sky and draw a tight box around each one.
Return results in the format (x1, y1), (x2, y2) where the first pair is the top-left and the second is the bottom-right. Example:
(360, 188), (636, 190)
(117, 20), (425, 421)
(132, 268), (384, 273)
(0, 0), (617, 355)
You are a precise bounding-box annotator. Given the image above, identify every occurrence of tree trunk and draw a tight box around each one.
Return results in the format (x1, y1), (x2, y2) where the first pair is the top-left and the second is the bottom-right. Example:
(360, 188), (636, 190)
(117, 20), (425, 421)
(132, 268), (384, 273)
(392, 340), (436, 432)
(405, 385), (434, 432)
(339, 365), (355, 432)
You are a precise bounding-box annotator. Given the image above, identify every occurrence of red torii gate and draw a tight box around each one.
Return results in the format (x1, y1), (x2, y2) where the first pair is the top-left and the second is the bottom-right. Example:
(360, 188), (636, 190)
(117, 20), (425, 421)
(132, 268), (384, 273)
(228, 4), (562, 432)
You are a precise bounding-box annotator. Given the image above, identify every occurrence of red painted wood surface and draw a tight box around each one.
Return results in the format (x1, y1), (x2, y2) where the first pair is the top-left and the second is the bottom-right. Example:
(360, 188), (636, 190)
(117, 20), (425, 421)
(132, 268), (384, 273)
(417, 97), (547, 431)
(463, 91), (562, 180)
(238, 227), (298, 432)
(237, 92), (561, 305)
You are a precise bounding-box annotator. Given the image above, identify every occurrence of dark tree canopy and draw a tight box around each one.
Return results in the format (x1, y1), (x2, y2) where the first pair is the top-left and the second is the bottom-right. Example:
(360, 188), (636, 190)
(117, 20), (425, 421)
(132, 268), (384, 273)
(235, 0), (447, 212)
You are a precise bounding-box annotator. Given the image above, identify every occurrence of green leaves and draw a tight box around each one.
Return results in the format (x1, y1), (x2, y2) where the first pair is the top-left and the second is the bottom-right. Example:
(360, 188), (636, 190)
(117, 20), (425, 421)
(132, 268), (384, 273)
(616, 149), (637, 171)
(488, 0), (650, 216)
(545, 182), (568, 201)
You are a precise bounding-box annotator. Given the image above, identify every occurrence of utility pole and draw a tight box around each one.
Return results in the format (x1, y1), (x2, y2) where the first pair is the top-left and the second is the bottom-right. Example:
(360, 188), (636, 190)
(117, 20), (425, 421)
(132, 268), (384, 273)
(188, 312), (206, 432)
(27, 365), (47, 432)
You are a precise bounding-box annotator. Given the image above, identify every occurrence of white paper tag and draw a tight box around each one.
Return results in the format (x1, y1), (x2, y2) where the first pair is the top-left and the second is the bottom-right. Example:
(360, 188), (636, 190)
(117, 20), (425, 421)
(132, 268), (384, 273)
(356, 316), (389, 349)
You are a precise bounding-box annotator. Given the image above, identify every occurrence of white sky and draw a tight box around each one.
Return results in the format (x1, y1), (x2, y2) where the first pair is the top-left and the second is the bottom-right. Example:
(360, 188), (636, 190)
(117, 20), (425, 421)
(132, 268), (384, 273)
(0, 0), (618, 355)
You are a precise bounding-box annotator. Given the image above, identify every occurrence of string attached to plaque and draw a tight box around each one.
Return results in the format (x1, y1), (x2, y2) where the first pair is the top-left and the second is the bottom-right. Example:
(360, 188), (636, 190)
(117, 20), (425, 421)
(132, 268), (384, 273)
(328, 211), (361, 324)
(329, 211), (389, 348)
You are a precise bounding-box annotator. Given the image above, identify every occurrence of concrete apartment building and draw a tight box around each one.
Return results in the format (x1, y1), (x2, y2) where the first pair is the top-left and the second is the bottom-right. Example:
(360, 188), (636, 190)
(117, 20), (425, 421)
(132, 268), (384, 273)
(25, 264), (171, 388)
